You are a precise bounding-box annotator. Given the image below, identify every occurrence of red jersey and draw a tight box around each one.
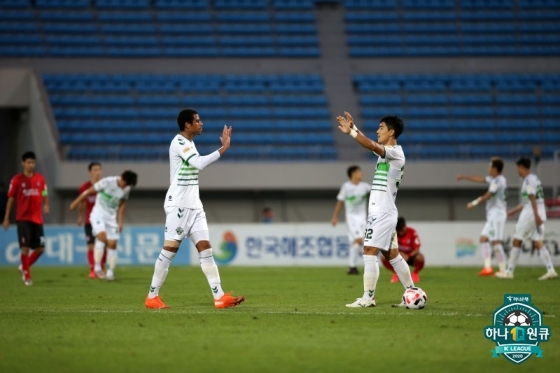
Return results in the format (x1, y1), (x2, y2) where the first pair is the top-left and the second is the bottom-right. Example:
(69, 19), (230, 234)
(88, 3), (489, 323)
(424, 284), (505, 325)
(7, 172), (48, 225)
(79, 181), (97, 225)
(397, 227), (421, 254)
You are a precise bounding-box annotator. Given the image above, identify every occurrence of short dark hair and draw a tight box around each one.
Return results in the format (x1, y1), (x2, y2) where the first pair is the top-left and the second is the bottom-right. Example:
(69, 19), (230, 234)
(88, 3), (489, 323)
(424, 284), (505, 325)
(380, 115), (404, 139)
(121, 170), (138, 187)
(88, 161), (101, 171)
(490, 157), (504, 173)
(177, 109), (198, 131)
(21, 151), (36, 161)
(347, 165), (360, 179)
(396, 216), (406, 231)
(516, 157), (531, 170)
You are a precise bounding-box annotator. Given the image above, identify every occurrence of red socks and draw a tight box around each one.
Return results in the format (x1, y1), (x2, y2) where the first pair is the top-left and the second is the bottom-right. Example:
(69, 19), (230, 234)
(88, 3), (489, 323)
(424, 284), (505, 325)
(28, 250), (42, 266)
(87, 250), (95, 271)
(20, 253), (31, 280)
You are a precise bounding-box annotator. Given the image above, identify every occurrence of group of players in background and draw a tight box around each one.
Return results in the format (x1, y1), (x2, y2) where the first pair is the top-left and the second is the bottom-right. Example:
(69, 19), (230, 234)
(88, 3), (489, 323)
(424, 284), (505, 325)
(2, 108), (556, 309)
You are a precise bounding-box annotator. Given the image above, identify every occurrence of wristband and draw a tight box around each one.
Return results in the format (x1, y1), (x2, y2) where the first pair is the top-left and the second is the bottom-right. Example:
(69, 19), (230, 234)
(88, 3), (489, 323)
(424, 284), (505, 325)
(349, 128), (358, 138)
(351, 123), (359, 132)
(470, 197), (482, 206)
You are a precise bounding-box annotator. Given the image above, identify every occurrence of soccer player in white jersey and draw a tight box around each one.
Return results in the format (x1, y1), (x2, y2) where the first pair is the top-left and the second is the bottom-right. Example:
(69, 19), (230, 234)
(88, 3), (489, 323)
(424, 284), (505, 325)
(145, 109), (245, 309)
(331, 165), (370, 275)
(70, 170), (137, 281)
(456, 157), (508, 276)
(336, 112), (415, 308)
(496, 157), (557, 280)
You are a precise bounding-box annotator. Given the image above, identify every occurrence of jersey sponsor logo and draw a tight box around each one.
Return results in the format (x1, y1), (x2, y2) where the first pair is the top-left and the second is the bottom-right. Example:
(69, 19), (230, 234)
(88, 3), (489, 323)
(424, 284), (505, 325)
(182, 147), (191, 153)
(168, 195), (172, 201)
(22, 188), (40, 197)
(176, 227), (184, 236)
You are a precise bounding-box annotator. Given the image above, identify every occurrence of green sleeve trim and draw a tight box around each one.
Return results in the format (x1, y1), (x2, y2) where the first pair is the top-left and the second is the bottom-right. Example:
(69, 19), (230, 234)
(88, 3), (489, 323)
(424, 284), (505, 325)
(42, 190), (48, 197)
(185, 154), (196, 166)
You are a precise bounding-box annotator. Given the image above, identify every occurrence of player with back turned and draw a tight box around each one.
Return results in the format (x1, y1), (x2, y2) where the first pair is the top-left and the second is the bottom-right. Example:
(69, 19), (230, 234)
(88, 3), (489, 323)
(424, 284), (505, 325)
(336, 112), (415, 308)
(2, 151), (49, 286)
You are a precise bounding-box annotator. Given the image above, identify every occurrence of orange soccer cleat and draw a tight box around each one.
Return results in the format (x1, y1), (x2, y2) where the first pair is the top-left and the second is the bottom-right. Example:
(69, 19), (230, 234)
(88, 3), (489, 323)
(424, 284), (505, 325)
(214, 292), (245, 309)
(390, 273), (399, 283)
(412, 272), (420, 283)
(145, 296), (169, 309)
(479, 267), (494, 276)
(88, 270), (96, 279)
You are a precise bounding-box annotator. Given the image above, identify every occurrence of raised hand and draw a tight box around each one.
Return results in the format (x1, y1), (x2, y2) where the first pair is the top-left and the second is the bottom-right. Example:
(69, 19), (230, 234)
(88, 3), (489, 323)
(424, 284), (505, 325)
(336, 114), (352, 134)
(344, 111), (355, 128)
(220, 125), (232, 150)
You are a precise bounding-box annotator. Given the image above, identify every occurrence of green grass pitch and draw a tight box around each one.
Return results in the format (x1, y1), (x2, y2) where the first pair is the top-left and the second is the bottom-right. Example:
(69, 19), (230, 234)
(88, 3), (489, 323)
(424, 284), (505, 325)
(0, 266), (558, 373)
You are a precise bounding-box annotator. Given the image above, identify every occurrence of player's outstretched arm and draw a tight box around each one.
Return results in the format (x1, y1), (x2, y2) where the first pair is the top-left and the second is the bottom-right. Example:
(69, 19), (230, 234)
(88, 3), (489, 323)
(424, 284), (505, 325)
(69, 186), (95, 211)
(529, 195), (543, 226)
(186, 126), (232, 170)
(507, 204), (523, 218)
(331, 200), (343, 226)
(117, 201), (126, 232)
(336, 112), (384, 156)
(456, 175), (486, 183)
(2, 197), (14, 230)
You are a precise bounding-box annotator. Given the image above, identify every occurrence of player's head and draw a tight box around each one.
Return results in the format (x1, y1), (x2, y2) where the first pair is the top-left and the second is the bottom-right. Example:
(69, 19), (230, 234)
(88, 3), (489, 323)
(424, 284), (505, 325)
(396, 216), (407, 236)
(515, 157), (531, 177)
(21, 151), (36, 173)
(488, 157), (504, 177)
(88, 161), (102, 181)
(377, 115), (404, 145)
(177, 109), (202, 135)
(120, 170), (138, 187)
(347, 165), (362, 182)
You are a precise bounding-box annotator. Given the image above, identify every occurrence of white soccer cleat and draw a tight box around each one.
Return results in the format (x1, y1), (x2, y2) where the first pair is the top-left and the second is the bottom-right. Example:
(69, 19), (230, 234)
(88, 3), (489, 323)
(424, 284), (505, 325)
(392, 300), (406, 308)
(18, 264), (24, 281)
(345, 298), (376, 308)
(105, 270), (115, 281)
(538, 271), (558, 281)
(24, 279), (33, 286)
(495, 270), (514, 279)
(95, 269), (106, 279)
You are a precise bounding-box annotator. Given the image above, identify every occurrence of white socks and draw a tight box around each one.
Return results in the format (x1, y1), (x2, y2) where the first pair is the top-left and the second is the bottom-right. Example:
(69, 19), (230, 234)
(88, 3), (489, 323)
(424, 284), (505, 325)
(481, 242), (492, 269)
(493, 243), (506, 273)
(362, 255), (379, 301)
(390, 254), (415, 289)
(539, 247), (555, 272)
(507, 246), (522, 273)
(349, 242), (361, 268)
(148, 249), (176, 299)
(199, 249), (224, 300)
(93, 239), (104, 271)
(106, 248), (117, 274)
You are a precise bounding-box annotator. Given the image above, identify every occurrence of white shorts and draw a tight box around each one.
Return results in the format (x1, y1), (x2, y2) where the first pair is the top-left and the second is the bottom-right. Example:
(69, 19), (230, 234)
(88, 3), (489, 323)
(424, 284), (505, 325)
(481, 217), (506, 241)
(90, 214), (120, 241)
(347, 219), (366, 243)
(513, 215), (545, 242)
(164, 207), (209, 245)
(363, 212), (398, 251)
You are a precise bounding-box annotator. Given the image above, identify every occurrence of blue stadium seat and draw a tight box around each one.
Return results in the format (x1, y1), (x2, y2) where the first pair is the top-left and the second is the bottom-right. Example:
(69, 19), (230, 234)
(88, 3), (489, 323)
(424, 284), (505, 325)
(543, 107), (560, 117)
(218, 24), (272, 34)
(496, 95), (539, 105)
(495, 78), (537, 92)
(404, 80), (446, 92)
(100, 24), (156, 34)
(38, 11), (94, 21)
(274, 12), (315, 22)
(405, 95), (447, 105)
(160, 24), (214, 34)
(357, 80), (401, 92)
(344, 0), (397, 9)
(461, 0), (512, 8)
(542, 119), (559, 129)
(451, 107), (494, 117)
(404, 35), (458, 45)
(36, 0), (89, 8)
(214, 0), (268, 10)
(496, 107), (539, 117)
(98, 12), (153, 22)
(0, 23), (38, 33)
(222, 47), (276, 56)
(226, 96), (268, 106)
(42, 23), (97, 33)
(402, 11), (456, 21)
(0, 45), (46, 56)
(403, 23), (457, 33)
(518, 11), (560, 21)
(49, 46), (104, 56)
(402, 0), (455, 8)
(501, 132), (541, 143)
(272, 0), (314, 9)
(0, 0), (30, 7)
(278, 47), (320, 57)
(450, 94), (493, 105)
(106, 47), (161, 56)
(51, 95), (135, 106)
(94, 0), (150, 8)
(219, 36), (273, 46)
(461, 11), (513, 20)
(348, 35), (402, 45)
(449, 77), (492, 92)
(346, 11), (400, 22)
(0, 34), (42, 44)
(495, 119), (538, 129)
(542, 95), (560, 104)
(346, 24), (400, 33)
(216, 12), (271, 22)
(46, 35), (102, 45)
(276, 24), (317, 34)
(154, 0), (209, 9)
(406, 107), (448, 117)
(277, 36), (318, 46)
(156, 12), (212, 22)
(519, 0), (560, 8)
(454, 120), (495, 130)
(360, 95), (402, 105)
(104, 35), (159, 46)
(462, 34), (515, 44)
(0, 10), (34, 21)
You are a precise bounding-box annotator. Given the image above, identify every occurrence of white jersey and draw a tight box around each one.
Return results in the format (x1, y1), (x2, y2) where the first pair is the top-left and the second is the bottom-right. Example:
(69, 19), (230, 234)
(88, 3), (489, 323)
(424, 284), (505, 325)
(337, 181), (370, 223)
(369, 145), (405, 217)
(519, 173), (547, 222)
(91, 176), (130, 219)
(164, 134), (202, 209)
(485, 175), (507, 219)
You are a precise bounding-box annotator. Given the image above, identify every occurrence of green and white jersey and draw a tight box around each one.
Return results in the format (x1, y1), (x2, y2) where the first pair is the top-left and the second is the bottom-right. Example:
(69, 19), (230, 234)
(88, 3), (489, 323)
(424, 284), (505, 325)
(337, 181), (370, 222)
(485, 175), (507, 219)
(164, 134), (202, 209)
(91, 176), (130, 219)
(519, 173), (546, 222)
(369, 145), (405, 217)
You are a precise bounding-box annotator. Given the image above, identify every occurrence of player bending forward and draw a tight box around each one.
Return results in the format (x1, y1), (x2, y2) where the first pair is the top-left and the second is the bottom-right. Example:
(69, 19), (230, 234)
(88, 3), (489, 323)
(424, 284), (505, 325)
(70, 170), (137, 281)
(496, 157), (557, 280)
(145, 109), (245, 309)
(337, 112), (415, 308)
(456, 157), (507, 276)
(381, 217), (424, 283)
(331, 165), (370, 275)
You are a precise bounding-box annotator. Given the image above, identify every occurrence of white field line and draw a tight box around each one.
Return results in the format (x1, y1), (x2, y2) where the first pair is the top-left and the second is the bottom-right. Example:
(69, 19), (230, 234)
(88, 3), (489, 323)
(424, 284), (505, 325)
(0, 309), (556, 318)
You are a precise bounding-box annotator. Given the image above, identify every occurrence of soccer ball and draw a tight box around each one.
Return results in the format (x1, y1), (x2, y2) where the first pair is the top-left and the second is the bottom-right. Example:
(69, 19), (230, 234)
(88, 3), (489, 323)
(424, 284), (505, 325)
(504, 311), (532, 326)
(402, 287), (427, 309)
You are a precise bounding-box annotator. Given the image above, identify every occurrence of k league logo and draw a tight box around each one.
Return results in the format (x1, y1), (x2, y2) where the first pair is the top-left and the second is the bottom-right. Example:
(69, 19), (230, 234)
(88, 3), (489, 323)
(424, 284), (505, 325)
(484, 294), (552, 364)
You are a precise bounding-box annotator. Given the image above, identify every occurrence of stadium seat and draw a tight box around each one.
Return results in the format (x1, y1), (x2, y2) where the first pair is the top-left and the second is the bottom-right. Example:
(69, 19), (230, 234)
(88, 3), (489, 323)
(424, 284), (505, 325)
(36, 0), (89, 8)
(154, 0), (209, 9)
(402, 0), (455, 9)
(343, 0), (398, 9)
(94, 0), (150, 8)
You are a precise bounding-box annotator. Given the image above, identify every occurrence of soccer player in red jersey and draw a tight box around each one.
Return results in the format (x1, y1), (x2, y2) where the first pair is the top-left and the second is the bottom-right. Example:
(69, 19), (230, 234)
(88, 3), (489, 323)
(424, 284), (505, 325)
(76, 162), (105, 279)
(381, 217), (425, 283)
(2, 151), (49, 286)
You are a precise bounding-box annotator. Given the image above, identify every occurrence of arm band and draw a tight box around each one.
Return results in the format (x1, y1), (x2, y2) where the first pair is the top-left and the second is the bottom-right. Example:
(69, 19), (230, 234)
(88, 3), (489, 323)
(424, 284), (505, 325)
(470, 197), (482, 206)
(349, 128), (358, 138)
